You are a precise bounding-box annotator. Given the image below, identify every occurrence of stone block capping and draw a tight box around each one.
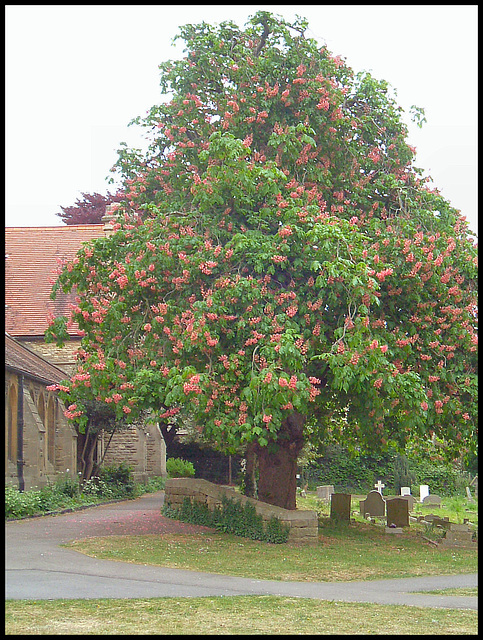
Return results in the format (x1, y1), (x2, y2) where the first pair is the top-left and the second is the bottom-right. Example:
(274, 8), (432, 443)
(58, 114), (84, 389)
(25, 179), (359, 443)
(164, 478), (318, 544)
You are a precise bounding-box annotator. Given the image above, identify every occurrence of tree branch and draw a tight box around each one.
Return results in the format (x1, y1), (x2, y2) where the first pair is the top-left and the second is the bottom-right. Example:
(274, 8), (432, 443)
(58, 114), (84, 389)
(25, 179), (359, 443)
(254, 18), (270, 57)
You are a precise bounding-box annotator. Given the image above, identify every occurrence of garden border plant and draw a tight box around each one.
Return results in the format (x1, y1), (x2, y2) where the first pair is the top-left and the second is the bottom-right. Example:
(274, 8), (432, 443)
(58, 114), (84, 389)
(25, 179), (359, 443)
(163, 494), (290, 543)
(5, 463), (165, 520)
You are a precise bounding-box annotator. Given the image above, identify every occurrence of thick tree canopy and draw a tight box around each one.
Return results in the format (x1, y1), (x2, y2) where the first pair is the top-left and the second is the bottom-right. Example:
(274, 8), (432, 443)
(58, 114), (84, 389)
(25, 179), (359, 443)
(48, 13), (477, 500)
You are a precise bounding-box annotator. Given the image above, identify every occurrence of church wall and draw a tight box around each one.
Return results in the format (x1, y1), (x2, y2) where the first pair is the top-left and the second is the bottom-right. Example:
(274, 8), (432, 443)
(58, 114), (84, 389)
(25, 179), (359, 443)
(19, 339), (80, 376)
(100, 422), (167, 483)
(5, 371), (77, 491)
(9, 337), (167, 485)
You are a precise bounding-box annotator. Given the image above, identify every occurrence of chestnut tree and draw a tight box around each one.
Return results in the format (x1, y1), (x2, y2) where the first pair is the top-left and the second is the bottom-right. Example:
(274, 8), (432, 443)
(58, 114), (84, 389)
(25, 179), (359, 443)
(47, 12), (477, 509)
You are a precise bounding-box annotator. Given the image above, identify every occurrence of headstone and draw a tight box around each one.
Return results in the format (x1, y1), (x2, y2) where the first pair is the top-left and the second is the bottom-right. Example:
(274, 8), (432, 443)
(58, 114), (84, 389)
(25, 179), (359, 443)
(465, 487), (474, 503)
(330, 493), (351, 521)
(402, 494), (416, 512)
(423, 514), (450, 528)
(374, 480), (385, 494)
(469, 474), (478, 498)
(422, 494), (441, 508)
(317, 485), (335, 501)
(386, 497), (409, 527)
(385, 526), (403, 534)
(359, 490), (386, 518)
(439, 523), (474, 548)
(386, 494), (415, 512)
(419, 485), (430, 501)
(400, 487), (411, 496)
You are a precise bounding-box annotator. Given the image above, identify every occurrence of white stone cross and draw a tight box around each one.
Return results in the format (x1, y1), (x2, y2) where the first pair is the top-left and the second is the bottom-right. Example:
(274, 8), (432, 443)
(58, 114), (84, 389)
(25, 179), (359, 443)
(374, 480), (385, 494)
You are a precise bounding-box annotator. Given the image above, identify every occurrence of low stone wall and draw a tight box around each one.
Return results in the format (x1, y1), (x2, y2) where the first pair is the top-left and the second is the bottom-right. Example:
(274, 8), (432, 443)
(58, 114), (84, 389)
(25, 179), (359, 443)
(164, 478), (318, 544)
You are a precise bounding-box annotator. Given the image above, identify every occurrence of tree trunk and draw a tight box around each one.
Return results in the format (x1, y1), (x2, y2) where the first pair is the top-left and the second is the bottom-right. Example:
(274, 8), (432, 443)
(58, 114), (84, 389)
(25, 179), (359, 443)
(159, 422), (178, 456)
(243, 442), (258, 498)
(77, 422), (98, 483)
(254, 412), (306, 510)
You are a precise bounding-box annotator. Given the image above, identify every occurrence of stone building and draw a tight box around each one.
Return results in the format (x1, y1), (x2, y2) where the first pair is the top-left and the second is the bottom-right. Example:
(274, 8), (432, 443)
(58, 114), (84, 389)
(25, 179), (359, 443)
(5, 333), (77, 490)
(5, 220), (166, 488)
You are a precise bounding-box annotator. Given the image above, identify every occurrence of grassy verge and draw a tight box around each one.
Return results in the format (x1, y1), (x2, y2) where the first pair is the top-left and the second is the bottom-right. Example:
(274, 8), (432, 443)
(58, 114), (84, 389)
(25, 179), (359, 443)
(63, 491), (477, 582)
(66, 515), (477, 583)
(414, 587), (478, 597)
(5, 596), (478, 635)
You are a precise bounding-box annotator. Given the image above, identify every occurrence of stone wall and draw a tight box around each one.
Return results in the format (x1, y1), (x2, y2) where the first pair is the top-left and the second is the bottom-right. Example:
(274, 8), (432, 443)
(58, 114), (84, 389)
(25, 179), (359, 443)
(164, 478), (318, 544)
(5, 371), (77, 490)
(20, 339), (81, 375)
(101, 423), (166, 482)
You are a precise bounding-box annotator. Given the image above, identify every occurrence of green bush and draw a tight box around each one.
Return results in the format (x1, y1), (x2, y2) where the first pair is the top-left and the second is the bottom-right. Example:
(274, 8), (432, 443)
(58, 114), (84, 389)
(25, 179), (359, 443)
(409, 460), (471, 496)
(5, 480), (79, 518)
(54, 473), (81, 498)
(82, 462), (138, 499)
(166, 458), (196, 478)
(5, 485), (42, 518)
(163, 495), (289, 544)
(305, 444), (472, 495)
(306, 445), (394, 493)
(6, 468), (164, 520)
(140, 475), (166, 493)
(98, 462), (137, 496)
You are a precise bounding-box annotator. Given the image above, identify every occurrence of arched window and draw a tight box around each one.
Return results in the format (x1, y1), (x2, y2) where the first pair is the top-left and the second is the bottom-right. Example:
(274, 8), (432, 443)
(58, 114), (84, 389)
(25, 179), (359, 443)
(37, 393), (45, 427)
(47, 397), (55, 464)
(37, 393), (47, 467)
(7, 385), (18, 463)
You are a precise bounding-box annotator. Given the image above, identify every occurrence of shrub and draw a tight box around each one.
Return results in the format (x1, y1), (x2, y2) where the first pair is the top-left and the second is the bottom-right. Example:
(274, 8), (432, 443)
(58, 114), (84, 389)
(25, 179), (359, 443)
(305, 444), (472, 495)
(5, 468), (163, 520)
(54, 473), (80, 498)
(166, 457), (196, 478)
(5, 485), (40, 518)
(409, 460), (471, 496)
(141, 475), (166, 493)
(81, 462), (138, 499)
(98, 462), (137, 497)
(163, 495), (290, 543)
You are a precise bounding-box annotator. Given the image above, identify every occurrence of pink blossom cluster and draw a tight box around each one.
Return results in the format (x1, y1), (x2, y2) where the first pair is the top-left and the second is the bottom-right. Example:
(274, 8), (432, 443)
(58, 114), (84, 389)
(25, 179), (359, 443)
(183, 374), (202, 395)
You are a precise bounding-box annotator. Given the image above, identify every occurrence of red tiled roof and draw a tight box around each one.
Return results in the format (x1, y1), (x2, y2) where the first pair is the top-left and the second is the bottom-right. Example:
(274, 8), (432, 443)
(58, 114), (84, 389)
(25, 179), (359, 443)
(5, 225), (105, 337)
(5, 333), (69, 384)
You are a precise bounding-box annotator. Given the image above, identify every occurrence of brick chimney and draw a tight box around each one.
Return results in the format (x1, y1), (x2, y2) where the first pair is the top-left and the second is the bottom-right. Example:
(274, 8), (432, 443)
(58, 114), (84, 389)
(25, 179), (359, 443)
(100, 203), (120, 237)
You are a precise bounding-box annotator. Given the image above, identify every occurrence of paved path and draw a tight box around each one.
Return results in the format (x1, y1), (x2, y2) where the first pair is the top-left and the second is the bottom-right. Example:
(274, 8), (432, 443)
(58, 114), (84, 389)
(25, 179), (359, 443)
(5, 491), (477, 609)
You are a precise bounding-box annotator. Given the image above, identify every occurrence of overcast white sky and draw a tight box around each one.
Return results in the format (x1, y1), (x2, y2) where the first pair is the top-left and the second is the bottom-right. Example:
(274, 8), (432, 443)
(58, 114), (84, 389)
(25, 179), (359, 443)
(5, 4), (478, 236)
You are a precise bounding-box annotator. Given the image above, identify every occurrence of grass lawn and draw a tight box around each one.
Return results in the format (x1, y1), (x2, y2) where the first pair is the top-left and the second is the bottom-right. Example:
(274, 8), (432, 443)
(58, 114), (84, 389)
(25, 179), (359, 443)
(64, 523), (477, 583)
(5, 596), (478, 635)
(63, 492), (477, 583)
(5, 491), (478, 635)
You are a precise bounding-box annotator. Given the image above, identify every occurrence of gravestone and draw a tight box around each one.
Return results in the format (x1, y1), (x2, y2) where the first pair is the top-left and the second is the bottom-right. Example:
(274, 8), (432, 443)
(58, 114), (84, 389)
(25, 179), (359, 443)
(359, 490), (386, 518)
(469, 474), (478, 498)
(422, 494), (441, 508)
(419, 485), (430, 501)
(330, 493), (351, 521)
(385, 526), (403, 534)
(401, 494), (416, 512)
(465, 486), (475, 503)
(374, 480), (385, 494)
(386, 497), (409, 527)
(424, 514), (450, 528)
(317, 485), (335, 501)
(386, 494), (415, 512)
(400, 487), (411, 496)
(439, 523), (474, 548)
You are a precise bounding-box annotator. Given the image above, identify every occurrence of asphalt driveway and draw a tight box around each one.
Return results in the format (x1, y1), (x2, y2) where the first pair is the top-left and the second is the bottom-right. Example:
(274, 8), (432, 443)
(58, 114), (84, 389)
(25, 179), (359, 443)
(5, 491), (477, 609)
